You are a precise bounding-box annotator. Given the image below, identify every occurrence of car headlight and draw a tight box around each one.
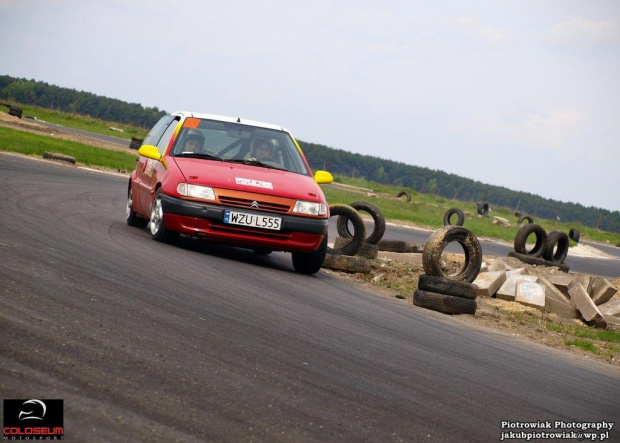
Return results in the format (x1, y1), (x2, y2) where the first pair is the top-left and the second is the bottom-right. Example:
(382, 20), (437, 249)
(177, 183), (216, 201)
(293, 200), (327, 216)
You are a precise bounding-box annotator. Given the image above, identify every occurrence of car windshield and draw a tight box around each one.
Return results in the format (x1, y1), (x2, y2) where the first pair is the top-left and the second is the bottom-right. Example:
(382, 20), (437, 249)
(171, 118), (310, 176)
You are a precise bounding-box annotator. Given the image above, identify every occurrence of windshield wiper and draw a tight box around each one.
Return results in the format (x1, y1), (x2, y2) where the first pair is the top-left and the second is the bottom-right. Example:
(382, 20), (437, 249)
(176, 152), (221, 161)
(223, 158), (287, 171)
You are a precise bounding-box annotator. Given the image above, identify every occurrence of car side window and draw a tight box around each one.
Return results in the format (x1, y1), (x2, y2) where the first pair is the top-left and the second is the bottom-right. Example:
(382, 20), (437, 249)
(143, 115), (175, 147)
(156, 118), (180, 152)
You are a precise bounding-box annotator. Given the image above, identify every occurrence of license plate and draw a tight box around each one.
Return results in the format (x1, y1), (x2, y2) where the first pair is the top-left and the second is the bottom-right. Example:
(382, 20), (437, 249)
(223, 210), (282, 230)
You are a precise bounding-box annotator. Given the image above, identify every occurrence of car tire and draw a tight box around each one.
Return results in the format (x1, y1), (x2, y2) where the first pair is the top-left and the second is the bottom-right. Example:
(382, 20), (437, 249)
(417, 274), (477, 299)
(8, 106), (22, 118)
(327, 204), (365, 256)
(292, 236), (327, 275)
(321, 253), (371, 274)
(518, 215), (533, 224)
(397, 191), (411, 202)
(126, 184), (148, 228)
(422, 226), (482, 283)
(514, 223), (546, 257)
(333, 237), (379, 259)
(507, 251), (570, 273)
(376, 238), (409, 253)
(336, 201), (386, 245)
(129, 137), (144, 150)
(150, 190), (179, 243)
(443, 208), (465, 226)
(543, 230), (569, 263)
(568, 228), (580, 243)
(413, 289), (477, 315)
(476, 202), (489, 216)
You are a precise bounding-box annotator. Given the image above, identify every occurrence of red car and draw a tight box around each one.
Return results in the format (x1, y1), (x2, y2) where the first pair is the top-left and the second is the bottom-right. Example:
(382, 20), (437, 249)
(126, 112), (333, 274)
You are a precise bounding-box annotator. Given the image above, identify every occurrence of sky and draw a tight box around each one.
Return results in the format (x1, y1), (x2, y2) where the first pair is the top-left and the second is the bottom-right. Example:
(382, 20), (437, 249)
(1, 0), (619, 212)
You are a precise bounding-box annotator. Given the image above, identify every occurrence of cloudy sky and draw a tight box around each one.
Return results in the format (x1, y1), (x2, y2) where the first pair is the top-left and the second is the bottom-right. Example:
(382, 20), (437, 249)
(1, 0), (619, 211)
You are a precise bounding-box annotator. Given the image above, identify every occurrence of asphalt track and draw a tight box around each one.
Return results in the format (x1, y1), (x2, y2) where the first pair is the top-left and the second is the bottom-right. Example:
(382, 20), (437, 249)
(31, 119), (131, 147)
(1, 153), (619, 441)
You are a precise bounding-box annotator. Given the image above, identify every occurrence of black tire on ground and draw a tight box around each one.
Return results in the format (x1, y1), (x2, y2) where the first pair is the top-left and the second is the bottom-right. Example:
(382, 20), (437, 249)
(149, 190), (179, 243)
(327, 204), (365, 256)
(417, 274), (477, 299)
(129, 137), (144, 150)
(422, 225), (482, 283)
(42, 151), (76, 164)
(543, 230), (569, 263)
(443, 208), (465, 226)
(8, 106), (22, 118)
(514, 211), (521, 217)
(568, 228), (580, 243)
(333, 237), (379, 259)
(514, 223), (546, 257)
(397, 191), (411, 202)
(292, 235), (327, 275)
(126, 183), (148, 228)
(321, 253), (371, 273)
(404, 242), (424, 253)
(476, 202), (489, 216)
(336, 200), (386, 244)
(518, 215), (534, 224)
(413, 289), (477, 315)
(376, 239), (409, 253)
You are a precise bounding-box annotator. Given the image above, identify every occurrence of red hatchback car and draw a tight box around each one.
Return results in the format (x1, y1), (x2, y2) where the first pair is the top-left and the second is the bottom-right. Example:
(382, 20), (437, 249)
(126, 112), (333, 274)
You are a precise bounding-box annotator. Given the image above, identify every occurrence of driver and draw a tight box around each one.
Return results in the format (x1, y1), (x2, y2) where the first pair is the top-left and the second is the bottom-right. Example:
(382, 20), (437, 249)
(183, 130), (206, 153)
(251, 137), (276, 160)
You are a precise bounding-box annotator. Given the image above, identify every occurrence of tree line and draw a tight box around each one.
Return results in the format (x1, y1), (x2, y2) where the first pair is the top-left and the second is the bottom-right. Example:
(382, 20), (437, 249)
(0, 75), (165, 128)
(298, 141), (620, 234)
(1, 75), (617, 234)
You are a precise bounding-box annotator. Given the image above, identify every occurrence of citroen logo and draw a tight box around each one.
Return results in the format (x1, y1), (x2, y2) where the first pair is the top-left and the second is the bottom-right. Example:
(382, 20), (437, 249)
(251, 201), (259, 208)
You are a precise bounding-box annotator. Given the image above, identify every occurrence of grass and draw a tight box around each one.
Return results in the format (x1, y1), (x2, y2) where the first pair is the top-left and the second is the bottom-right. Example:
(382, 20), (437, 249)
(0, 126), (138, 172)
(3, 102), (149, 140)
(322, 176), (620, 245)
(564, 339), (599, 354)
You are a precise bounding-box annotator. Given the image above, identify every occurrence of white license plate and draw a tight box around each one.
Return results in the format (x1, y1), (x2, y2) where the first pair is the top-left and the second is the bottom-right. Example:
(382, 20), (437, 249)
(223, 210), (282, 231)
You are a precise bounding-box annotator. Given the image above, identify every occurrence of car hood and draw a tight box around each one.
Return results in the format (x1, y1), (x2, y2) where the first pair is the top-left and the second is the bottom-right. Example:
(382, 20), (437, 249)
(172, 157), (322, 201)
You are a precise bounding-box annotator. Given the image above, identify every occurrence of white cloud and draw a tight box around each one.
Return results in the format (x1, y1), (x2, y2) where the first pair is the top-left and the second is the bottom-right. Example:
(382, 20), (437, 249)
(450, 17), (509, 44)
(549, 17), (620, 50)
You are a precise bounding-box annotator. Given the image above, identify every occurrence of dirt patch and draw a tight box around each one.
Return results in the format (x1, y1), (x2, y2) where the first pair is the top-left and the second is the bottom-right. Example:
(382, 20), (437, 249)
(328, 254), (620, 369)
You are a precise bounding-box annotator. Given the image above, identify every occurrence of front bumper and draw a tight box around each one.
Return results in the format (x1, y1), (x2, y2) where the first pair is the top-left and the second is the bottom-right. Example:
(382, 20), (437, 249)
(161, 194), (328, 252)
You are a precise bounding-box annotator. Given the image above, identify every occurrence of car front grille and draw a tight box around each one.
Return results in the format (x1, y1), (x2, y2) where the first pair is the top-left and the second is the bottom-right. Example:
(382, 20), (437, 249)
(218, 196), (291, 214)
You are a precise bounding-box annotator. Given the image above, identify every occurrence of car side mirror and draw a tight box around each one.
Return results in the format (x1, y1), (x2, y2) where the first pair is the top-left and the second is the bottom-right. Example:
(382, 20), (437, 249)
(138, 145), (162, 161)
(314, 170), (333, 184)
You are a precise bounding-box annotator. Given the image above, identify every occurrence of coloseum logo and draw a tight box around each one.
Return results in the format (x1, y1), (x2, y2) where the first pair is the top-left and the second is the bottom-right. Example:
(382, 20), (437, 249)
(3, 399), (64, 440)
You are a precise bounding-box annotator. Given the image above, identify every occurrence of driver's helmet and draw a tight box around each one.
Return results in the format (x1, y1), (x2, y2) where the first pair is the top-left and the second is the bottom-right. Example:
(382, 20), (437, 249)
(184, 130), (205, 153)
(251, 137), (275, 158)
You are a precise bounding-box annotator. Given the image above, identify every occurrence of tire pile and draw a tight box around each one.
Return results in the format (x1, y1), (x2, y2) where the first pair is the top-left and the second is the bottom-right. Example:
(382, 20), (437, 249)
(2, 103), (23, 119)
(507, 224), (570, 272)
(129, 137), (144, 149)
(413, 226), (483, 315)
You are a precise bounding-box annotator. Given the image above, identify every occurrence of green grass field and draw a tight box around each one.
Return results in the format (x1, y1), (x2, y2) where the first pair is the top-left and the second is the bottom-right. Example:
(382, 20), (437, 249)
(321, 177), (620, 245)
(3, 102), (149, 140)
(0, 126), (138, 172)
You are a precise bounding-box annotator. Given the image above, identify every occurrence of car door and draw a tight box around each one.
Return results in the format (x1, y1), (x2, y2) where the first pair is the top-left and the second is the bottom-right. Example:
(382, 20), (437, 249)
(141, 117), (181, 213)
(135, 115), (176, 214)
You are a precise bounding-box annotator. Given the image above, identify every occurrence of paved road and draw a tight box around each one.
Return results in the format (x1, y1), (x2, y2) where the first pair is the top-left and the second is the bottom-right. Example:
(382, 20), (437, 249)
(329, 219), (620, 279)
(1, 153), (619, 441)
(30, 118), (131, 147)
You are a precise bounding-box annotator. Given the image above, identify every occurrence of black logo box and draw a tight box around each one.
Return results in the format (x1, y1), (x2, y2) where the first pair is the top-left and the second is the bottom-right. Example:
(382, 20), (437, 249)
(3, 399), (63, 428)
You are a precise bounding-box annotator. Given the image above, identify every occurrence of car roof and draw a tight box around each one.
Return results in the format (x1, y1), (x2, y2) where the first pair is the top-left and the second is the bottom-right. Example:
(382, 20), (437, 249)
(173, 112), (290, 133)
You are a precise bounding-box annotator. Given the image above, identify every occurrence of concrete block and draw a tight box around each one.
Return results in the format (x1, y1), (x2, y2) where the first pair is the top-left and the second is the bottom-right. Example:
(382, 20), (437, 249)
(573, 274), (593, 295)
(547, 274), (574, 298)
(506, 268), (527, 277)
(377, 251), (423, 266)
(567, 281), (606, 327)
(497, 275), (538, 301)
(599, 297), (620, 317)
(473, 271), (507, 298)
(545, 296), (580, 319)
(590, 277), (617, 305)
(515, 282), (546, 311)
(480, 261), (488, 273)
(603, 314), (620, 331)
(492, 216), (510, 225)
(538, 276), (571, 305)
(488, 261), (510, 272)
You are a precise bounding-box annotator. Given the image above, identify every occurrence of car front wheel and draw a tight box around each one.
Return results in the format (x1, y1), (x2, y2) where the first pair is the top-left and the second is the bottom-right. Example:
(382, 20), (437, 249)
(292, 235), (327, 275)
(150, 190), (179, 243)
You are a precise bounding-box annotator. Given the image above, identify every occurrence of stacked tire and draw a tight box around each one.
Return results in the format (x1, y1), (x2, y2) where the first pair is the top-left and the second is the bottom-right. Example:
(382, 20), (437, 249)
(129, 137), (144, 149)
(413, 226), (482, 315)
(8, 105), (22, 119)
(508, 224), (570, 272)
(322, 204), (370, 273)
